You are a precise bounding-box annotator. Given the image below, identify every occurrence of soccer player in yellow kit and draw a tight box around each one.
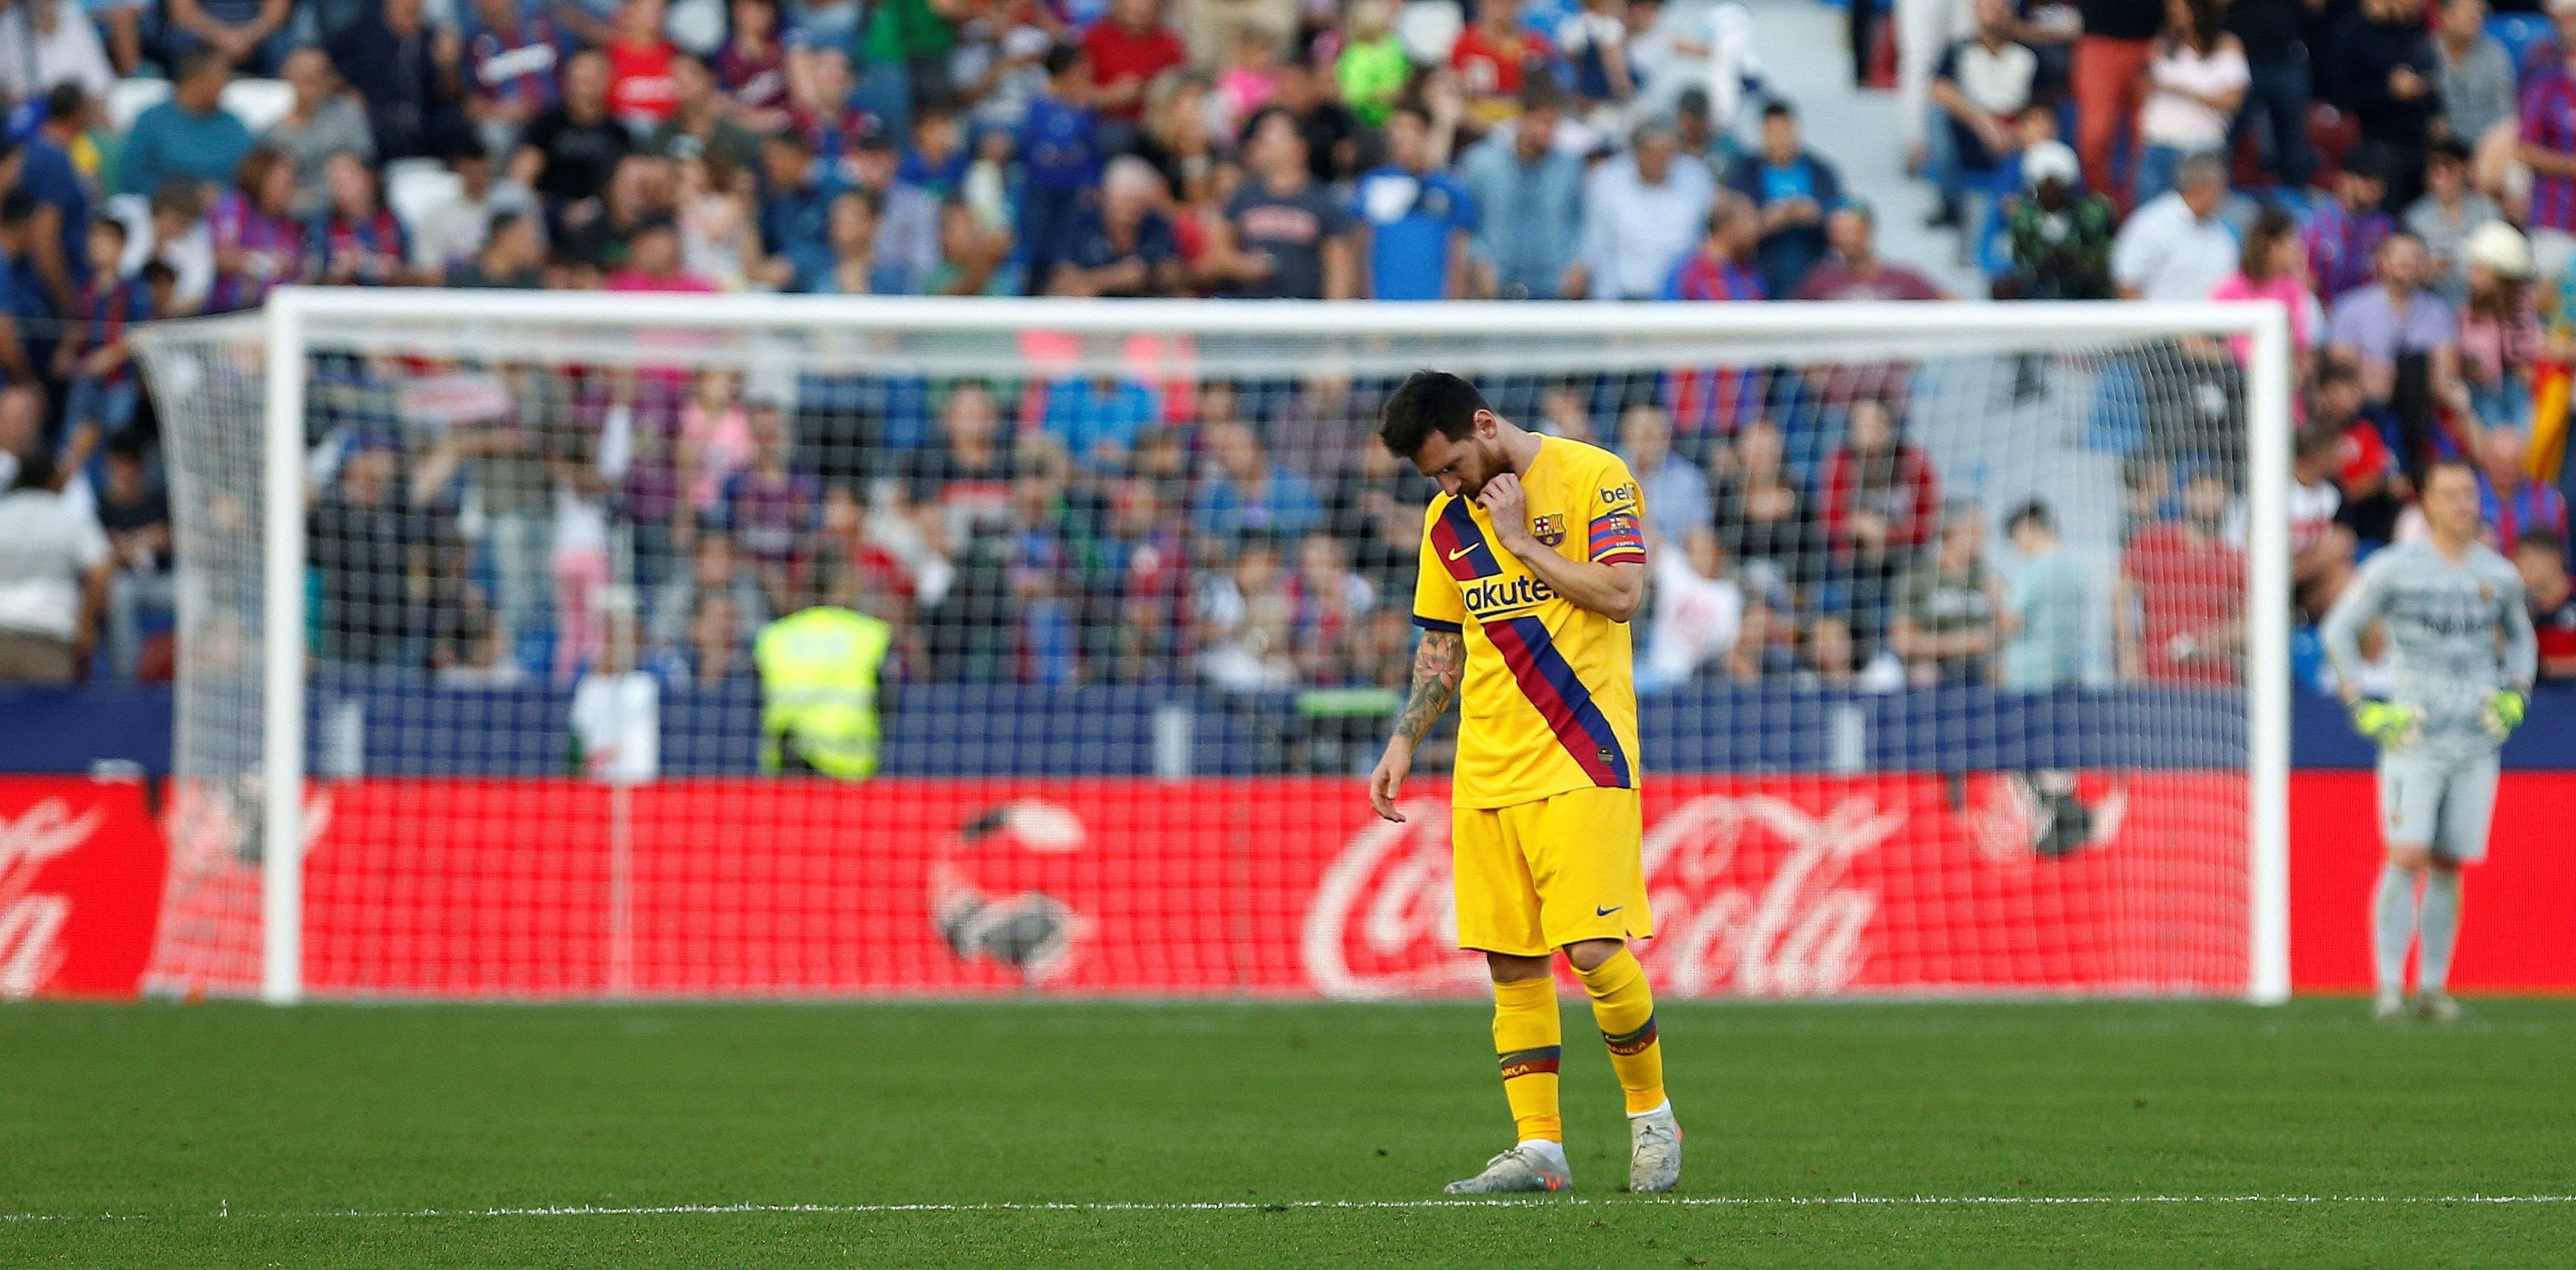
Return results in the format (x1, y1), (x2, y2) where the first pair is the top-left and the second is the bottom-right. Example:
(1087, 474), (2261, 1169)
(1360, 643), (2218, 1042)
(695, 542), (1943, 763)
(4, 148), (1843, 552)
(1366, 371), (1678, 1195)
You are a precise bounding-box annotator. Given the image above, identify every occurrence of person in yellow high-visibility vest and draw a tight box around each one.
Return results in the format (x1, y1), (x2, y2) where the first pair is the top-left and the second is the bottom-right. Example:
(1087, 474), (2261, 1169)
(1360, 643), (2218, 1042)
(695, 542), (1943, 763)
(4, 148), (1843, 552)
(755, 587), (895, 779)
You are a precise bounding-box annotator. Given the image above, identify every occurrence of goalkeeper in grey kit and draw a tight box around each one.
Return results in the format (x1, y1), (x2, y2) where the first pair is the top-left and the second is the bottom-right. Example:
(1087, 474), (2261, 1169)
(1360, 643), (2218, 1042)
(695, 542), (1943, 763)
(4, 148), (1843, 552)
(2318, 461), (2536, 1022)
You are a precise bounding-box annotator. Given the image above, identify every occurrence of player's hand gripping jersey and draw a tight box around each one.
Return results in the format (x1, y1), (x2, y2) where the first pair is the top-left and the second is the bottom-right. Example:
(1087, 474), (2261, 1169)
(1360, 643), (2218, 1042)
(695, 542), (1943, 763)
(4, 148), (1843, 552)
(1412, 436), (1648, 809)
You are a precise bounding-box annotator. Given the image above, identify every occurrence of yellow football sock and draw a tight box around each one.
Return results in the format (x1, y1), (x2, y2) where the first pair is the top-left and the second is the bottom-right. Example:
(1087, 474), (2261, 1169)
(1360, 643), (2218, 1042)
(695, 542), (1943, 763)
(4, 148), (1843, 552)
(1576, 949), (1667, 1115)
(1490, 975), (1563, 1144)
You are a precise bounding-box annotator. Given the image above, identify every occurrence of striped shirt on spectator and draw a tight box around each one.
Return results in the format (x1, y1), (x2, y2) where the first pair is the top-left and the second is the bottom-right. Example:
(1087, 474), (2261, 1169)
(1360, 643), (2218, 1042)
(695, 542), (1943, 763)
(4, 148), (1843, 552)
(2521, 61), (2576, 233)
(2302, 199), (2392, 301)
(1662, 252), (1767, 433)
(207, 189), (309, 313)
(67, 274), (153, 390)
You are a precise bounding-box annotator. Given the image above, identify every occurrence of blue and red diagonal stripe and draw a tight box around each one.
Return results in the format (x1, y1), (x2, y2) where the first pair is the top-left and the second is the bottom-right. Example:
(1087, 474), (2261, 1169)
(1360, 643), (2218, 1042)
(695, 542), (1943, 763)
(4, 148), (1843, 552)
(1588, 512), (1646, 566)
(1430, 497), (1500, 580)
(1485, 615), (1633, 789)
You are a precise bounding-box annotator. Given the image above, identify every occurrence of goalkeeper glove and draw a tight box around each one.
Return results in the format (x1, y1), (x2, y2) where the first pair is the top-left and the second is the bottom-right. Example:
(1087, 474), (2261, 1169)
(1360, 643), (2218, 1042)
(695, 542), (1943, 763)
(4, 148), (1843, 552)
(2349, 698), (2421, 749)
(2482, 689), (2528, 743)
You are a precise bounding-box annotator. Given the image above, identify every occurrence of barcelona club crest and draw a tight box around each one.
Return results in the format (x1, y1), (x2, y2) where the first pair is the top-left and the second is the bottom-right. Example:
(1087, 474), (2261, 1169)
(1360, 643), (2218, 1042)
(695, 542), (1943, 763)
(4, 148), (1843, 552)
(1529, 514), (1566, 546)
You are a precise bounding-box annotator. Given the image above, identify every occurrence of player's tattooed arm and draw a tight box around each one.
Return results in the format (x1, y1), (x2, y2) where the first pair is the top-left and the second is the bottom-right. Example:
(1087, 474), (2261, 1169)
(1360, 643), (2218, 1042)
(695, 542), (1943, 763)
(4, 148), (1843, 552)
(1391, 630), (1466, 749)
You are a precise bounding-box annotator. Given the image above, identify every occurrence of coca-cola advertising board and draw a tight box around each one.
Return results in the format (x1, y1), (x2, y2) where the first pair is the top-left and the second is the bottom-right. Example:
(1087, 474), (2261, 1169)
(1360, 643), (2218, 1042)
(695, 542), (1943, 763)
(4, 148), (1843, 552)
(13, 774), (2573, 999)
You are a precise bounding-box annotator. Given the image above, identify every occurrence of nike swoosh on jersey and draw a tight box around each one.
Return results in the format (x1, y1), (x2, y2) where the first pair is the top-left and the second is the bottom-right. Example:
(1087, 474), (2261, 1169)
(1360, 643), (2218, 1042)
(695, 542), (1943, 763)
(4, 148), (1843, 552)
(1447, 543), (1482, 560)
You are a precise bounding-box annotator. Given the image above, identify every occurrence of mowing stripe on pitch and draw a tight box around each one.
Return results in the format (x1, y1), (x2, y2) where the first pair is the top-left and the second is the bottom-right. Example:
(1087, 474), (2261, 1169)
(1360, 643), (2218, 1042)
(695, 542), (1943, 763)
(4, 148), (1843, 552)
(7, 1196), (2573, 1221)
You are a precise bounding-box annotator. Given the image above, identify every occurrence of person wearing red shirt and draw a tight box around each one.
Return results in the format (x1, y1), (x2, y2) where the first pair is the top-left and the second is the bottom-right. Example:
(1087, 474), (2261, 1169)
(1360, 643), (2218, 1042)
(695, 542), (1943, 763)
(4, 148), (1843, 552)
(1084, 0), (1187, 124)
(607, 0), (681, 130)
(1450, 0), (1549, 126)
(2116, 466), (2246, 684)
(1819, 396), (1940, 649)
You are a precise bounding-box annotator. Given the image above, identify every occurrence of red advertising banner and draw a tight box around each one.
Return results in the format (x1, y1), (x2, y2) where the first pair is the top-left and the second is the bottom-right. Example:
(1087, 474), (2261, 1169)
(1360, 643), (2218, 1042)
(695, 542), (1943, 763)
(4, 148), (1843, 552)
(17, 773), (2569, 999)
(0, 777), (165, 998)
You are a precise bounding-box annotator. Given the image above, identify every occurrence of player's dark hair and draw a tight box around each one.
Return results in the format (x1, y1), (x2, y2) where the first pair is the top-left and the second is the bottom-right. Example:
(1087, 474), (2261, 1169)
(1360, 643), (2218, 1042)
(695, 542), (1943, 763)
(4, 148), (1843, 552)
(2518, 528), (2566, 560)
(2005, 498), (2053, 535)
(2424, 456), (2477, 490)
(1378, 371), (1490, 458)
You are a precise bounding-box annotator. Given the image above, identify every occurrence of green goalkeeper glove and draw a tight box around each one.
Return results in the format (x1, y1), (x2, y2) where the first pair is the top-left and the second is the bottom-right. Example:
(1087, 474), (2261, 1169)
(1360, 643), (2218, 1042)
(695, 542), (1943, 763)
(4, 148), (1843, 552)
(2349, 698), (2420, 749)
(2482, 689), (2528, 743)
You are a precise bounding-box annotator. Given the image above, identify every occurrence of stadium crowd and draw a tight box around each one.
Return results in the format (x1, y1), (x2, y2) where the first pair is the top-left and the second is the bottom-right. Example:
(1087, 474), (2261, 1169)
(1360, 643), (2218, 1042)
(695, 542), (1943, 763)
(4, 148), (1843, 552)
(2, 0), (2576, 698)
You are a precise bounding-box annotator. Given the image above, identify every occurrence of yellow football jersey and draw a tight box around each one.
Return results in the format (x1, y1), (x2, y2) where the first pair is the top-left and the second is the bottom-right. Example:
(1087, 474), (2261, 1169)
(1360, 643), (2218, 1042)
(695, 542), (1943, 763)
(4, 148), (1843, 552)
(1412, 436), (1647, 810)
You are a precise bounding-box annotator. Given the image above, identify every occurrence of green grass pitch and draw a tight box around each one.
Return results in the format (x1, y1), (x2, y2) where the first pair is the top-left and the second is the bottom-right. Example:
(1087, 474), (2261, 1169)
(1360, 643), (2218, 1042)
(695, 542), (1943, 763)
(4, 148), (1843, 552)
(3, 998), (2571, 1266)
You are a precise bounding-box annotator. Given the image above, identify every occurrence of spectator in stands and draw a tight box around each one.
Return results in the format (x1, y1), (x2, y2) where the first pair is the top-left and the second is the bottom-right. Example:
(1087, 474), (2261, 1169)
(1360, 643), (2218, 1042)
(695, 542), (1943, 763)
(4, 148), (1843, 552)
(1794, 202), (1948, 300)
(757, 130), (835, 290)
(927, 196), (1015, 295)
(1085, 0), (1187, 131)
(2000, 499), (2087, 690)
(1268, 55), (1362, 185)
(2312, 362), (2408, 543)
(1619, 402), (1712, 546)
(1712, 415), (1823, 600)
(516, 48), (632, 211)
(2115, 465), (2244, 683)
(2513, 529), (2576, 679)
(463, 0), (562, 158)
(120, 49), (253, 197)
(328, 0), (472, 162)
(650, 54), (763, 171)
(1727, 102), (1841, 298)
(2477, 427), (2569, 550)
(2131, 0), (2245, 207)
(94, 433), (171, 679)
(412, 149), (537, 278)
(1355, 103), (1478, 301)
(2434, 0), (2515, 157)
(715, 0), (791, 130)
(1195, 529), (1296, 690)
(1208, 107), (1356, 299)
(901, 381), (1017, 574)
(1664, 193), (1765, 302)
(137, 182), (213, 317)
(54, 218), (151, 462)
(1041, 362), (1157, 472)
(447, 210), (546, 287)
(682, 593), (751, 687)
(18, 86), (92, 315)
(2456, 222), (2541, 433)
(2211, 206), (2317, 371)
(1582, 118), (1715, 301)
(1020, 44), (1103, 292)
(1192, 417), (1321, 540)
(2110, 151), (2234, 301)
(0, 0), (116, 103)
(1272, 367), (1381, 481)
(899, 101), (969, 198)
(1451, 0), (1546, 128)
(2327, 233), (2472, 426)
(2290, 425), (2358, 619)
(1287, 529), (1377, 685)
(165, 0), (292, 75)
(1459, 83), (1585, 301)
(313, 152), (413, 286)
(266, 49), (376, 221)
(810, 191), (903, 295)
(0, 450), (108, 682)
(602, 0), (681, 133)
(2407, 142), (2503, 305)
(843, 134), (943, 293)
(1928, 0), (2039, 228)
(0, 195), (41, 384)
(1099, 475), (1191, 679)
(1049, 156), (1179, 297)
(2070, 0), (2161, 203)
(649, 530), (767, 660)
(2521, 1), (2576, 284)
(204, 149), (305, 311)
(2304, 146), (2395, 303)
(1636, 525), (1746, 692)
(2224, 0), (2311, 190)
(1890, 501), (2002, 686)
(1822, 397), (1940, 642)
(2321, 0), (2439, 205)
(1997, 141), (2116, 300)
(309, 433), (431, 665)
(713, 401), (822, 612)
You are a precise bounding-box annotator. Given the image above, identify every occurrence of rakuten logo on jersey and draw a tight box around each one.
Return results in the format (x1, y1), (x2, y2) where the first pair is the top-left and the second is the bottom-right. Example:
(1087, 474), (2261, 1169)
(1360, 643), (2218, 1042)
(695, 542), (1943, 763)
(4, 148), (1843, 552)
(1300, 792), (1902, 1000)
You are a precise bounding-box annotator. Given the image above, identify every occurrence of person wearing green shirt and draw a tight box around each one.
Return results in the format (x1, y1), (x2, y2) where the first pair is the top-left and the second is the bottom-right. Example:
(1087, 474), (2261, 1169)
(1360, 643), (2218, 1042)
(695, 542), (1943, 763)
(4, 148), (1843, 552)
(1335, 0), (1411, 128)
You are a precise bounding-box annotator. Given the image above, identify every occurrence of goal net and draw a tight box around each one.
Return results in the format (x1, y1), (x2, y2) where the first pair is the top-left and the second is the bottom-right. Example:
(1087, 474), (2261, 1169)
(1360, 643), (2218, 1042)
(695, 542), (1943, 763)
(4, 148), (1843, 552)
(132, 292), (2291, 1003)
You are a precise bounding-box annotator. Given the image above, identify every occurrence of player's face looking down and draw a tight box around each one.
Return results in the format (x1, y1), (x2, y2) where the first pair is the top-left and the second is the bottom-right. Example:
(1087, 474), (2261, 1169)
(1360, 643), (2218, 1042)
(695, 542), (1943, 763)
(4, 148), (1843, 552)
(1407, 409), (1511, 499)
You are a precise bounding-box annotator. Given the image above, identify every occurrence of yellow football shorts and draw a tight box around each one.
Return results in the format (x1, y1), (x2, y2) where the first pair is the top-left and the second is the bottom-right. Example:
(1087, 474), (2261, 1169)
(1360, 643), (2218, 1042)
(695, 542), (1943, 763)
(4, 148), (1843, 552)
(1452, 786), (1652, 956)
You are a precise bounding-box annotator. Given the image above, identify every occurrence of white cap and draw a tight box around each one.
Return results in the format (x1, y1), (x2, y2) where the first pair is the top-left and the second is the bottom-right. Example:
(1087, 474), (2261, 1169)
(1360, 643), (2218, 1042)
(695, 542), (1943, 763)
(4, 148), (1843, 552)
(2021, 140), (2079, 190)
(2465, 220), (2535, 280)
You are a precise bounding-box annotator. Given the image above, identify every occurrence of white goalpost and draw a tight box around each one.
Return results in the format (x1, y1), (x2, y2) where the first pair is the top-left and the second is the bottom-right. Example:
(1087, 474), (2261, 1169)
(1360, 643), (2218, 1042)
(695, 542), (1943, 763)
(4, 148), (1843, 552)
(135, 291), (2293, 1006)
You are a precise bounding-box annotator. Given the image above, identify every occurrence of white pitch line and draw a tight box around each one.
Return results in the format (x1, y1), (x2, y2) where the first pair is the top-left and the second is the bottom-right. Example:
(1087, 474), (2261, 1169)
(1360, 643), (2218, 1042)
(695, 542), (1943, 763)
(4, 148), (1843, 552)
(5, 1196), (2572, 1222)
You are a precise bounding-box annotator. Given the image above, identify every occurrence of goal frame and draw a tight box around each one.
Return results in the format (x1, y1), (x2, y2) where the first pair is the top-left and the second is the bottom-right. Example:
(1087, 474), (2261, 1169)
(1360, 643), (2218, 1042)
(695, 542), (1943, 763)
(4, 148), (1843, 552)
(198, 289), (2298, 1006)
